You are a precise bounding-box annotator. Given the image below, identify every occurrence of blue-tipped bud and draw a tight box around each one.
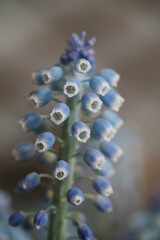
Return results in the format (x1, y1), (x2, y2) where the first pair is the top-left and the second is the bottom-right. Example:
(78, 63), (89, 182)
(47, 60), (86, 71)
(66, 187), (85, 206)
(93, 118), (116, 142)
(82, 93), (102, 113)
(18, 172), (40, 191)
(76, 58), (91, 74)
(83, 148), (106, 170)
(53, 160), (70, 180)
(8, 211), (25, 227)
(63, 78), (81, 98)
(100, 140), (123, 163)
(94, 160), (115, 178)
(93, 176), (113, 197)
(12, 142), (35, 161)
(50, 103), (70, 125)
(102, 110), (124, 131)
(36, 151), (57, 164)
(72, 121), (91, 143)
(32, 68), (45, 85)
(41, 66), (63, 84)
(95, 195), (113, 213)
(89, 75), (110, 96)
(99, 68), (120, 87)
(100, 88), (124, 112)
(77, 223), (94, 240)
(18, 112), (42, 132)
(29, 88), (52, 108)
(34, 210), (48, 230)
(34, 131), (55, 153)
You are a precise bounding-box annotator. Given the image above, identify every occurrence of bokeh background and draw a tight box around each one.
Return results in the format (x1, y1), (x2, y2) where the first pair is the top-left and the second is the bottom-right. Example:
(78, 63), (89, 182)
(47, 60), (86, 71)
(0, 0), (160, 239)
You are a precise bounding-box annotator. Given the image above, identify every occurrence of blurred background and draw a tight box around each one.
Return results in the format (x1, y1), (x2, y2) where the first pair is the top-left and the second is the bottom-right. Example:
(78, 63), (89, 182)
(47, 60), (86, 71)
(0, 0), (160, 239)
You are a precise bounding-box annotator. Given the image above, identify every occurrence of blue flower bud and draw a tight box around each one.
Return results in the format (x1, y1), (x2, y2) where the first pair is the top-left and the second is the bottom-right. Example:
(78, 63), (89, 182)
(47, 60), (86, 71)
(76, 58), (91, 74)
(50, 103), (70, 125)
(66, 187), (85, 206)
(63, 78), (81, 98)
(34, 210), (48, 229)
(92, 118), (116, 142)
(36, 151), (57, 164)
(12, 142), (35, 161)
(18, 112), (42, 132)
(29, 88), (52, 108)
(95, 195), (113, 213)
(100, 88), (124, 112)
(77, 223), (94, 240)
(102, 110), (124, 131)
(100, 140), (123, 163)
(53, 160), (70, 180)
(82, 93), (102, 113)
(93, 176), (113, 197)
(89, 75), (110, 96)
(41, 66), (63, 84)
(84, 37), (96, 48)
(34, 131), (55, 153)
(18, 172), (40, 191)
(83, 148), (106, 170)
(72, 121), (91, 143)
(8, 211), (25, 227)
(94, 160), (115, 178)
(99, 68), (120, 87)
(32, 68), (45, 85)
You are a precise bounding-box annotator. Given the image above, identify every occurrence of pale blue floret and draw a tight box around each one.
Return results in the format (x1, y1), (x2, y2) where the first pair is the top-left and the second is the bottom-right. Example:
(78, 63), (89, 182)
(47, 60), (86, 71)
(32, 68), (45, 85)
(34, 131), (55, 153)
(100, 140), (123, 163)
(94, 160), (115, 178)
(50, 103), (70, 125)
(8, 211), (25, 227)
(12, 142), (35, 161)
(66, 187), (85, 206)
(83, 148), (106, 170)
(63, 77), (81, 98)
(89, 75), (110, 96)
(77, 223), (94, 240)
(99, 68), (120, 87)
(42, 66), (63, 84)
(100, 88), (124, 112)
(20, 172), (40, 191)
(29, 88), (52, 108)
(92, 118), (116, 142)
(102, 110), (124, 131)
(93, 176), (113, 197)
(18, 112), (42, 132)
(53, 160), (70, 180)
(82, 93), (102, 113)
(34, 210), (48, 230)
(95, 195), (113, 213)
(72, 121), (91, 143)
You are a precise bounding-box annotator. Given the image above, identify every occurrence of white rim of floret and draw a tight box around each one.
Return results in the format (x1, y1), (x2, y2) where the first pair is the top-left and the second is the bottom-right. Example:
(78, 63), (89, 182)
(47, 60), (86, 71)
(63, 81), (80, 98)
(111, 73), (120, 87)
(53, 167), (68, 180)
(22, 180), (29, 190)
(34, 140), (48, 153)
(102, 126), (117, 142)
(111, 95), (125, 112)
(96, 195), (113, 213)
(93, 155), (106, 170)
(12, 149), (21, 161)
(71, 195), (84, 205)
(29, 94), (42, 108)
(74, 127), (91, 143)
(102, 185), (114, 197)
(50, 108), (66, 125)
(17, 119), (28, 131)
(35, 224), (41, 230)
(111, 148), (123, 163)
(98, 81), (110, 96)
(115, 118), (124, 131)
(85, 96), (103, 113)
(76, 58), (91, 74)
(42, 70), (53, 84)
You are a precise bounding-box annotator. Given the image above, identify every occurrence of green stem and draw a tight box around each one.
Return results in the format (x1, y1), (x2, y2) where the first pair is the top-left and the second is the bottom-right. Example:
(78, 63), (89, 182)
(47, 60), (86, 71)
(47, 92), (82, 240)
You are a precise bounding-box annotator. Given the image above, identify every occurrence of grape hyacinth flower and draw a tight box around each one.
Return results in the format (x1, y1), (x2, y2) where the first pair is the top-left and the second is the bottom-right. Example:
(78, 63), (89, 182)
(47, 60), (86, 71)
(10, 32), (125, 240)
(50, 103), (70, 125)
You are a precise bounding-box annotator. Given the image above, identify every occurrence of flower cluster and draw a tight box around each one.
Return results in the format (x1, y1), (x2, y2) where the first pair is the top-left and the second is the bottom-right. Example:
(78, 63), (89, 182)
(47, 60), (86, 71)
(9, 32), (124, 240)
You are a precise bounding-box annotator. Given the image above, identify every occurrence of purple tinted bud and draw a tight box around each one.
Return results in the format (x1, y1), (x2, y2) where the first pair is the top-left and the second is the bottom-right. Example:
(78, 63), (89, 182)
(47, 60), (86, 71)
(34, 210), (48, 229)
(77, 223), (94, 240)
(9, 211), (25, 227)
